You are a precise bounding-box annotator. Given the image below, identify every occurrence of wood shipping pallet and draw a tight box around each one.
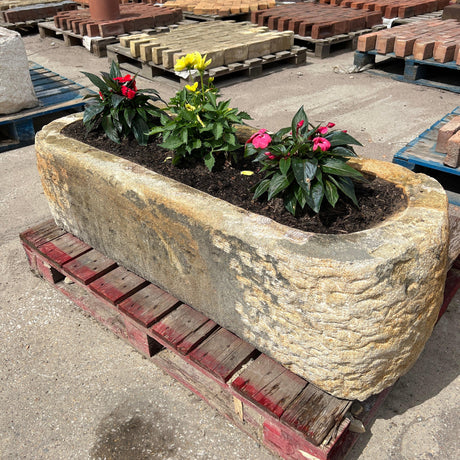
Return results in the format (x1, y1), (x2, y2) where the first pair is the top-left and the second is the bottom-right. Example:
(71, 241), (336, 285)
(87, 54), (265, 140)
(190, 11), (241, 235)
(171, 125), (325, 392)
(354, 50), (460, 93)
(0, 17), (46, 32)
(107, 42), (307, 85)
(392, 106), (460, 206)
(20, 220), (460, 459)
(19, 220), (411, 460)
(294, 25), (385, 59)
(0, 62), (90, 153)
(37, 20), (119, 57)
(183, 11), (251, 22)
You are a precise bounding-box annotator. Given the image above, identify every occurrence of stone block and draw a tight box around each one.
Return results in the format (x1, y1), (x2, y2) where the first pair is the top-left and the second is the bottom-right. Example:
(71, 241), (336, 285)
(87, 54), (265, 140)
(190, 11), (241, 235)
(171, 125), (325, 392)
(0, 28), (38, 115)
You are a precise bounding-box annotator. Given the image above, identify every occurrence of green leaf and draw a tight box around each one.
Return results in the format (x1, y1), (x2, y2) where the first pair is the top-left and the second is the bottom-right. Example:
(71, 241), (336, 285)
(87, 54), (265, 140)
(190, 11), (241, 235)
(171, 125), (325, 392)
(204, 151), (215, 171)
(253, 179), (270, 200)
(291, 106), (308, 138)
(212, 122), (223, 140)
(111, 94), (124, 109)
(324, 180), (339, 207)
(101, 116), (120, 143)
(82, 71), (108, 92)
(330, 176), (359, 207)
(83, 103), (104, 126)
(284, 192), (297, 216)
(321, 158), (363, 179)
(124, 107), (136, 128)
(292, 157), (317, 191)
(192, 138), (202, 150)
(132, 116), (149, 146)
(279, 157), (291, 176)
(294, 186), (308, 209)
(160, 135), (184, 150)
(329, 145), (357, 158)
(109, 61), (122, 79)
(305, 182), (324, 213)
(267, 173), (291, 200)
(327, 131), (362, 147)
(181, 127), (188, 144)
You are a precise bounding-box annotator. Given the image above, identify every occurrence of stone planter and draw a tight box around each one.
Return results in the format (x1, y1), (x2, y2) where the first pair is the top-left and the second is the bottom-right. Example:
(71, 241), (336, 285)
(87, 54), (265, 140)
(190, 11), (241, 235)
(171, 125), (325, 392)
(35, 114), (449, 401)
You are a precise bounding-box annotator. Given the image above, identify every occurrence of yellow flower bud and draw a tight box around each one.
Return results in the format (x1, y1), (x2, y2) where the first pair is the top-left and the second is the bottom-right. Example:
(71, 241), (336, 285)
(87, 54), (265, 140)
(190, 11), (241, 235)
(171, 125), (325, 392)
(185, 103), (196, 111)
(196, 114), (205, 127)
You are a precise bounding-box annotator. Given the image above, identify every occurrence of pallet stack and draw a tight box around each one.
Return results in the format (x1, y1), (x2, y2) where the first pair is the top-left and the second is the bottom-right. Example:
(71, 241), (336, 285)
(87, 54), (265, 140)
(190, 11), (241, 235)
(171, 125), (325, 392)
(436, 116), (460, 168)
(53, 3), (183, 37)
(160, 0), (277, 16)
(319, 0), (451, 19)
(117, 21), (294, 68)
(357, 19), (460, 63)
(251, 3), (383, 39)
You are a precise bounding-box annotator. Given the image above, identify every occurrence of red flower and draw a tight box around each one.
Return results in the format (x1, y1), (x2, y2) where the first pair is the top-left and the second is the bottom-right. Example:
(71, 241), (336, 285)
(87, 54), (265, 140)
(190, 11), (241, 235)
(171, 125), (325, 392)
(296, 119), (304, 134)
(98, 91), (104, 100)
(317, 126), (328, 135)
(121, 86), (136, 100)
(264, 152), (276, 160)
(327, 122), (335, 128)
(313, 137), (331, 152)
(247, 129), (272, 149)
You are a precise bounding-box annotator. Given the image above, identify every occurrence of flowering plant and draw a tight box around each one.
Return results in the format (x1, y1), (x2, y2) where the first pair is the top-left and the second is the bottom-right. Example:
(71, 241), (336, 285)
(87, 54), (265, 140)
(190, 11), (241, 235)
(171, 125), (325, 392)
(245, 106), (363, 215)
(82, 61), (163, 145)
(149, 52), (251, 171)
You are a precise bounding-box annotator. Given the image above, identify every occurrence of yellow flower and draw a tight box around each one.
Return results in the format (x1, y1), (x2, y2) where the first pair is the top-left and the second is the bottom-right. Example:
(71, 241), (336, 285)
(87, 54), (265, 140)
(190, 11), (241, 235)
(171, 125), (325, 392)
(194, 52), (212, 71)
(196, 114), (205, 127)
(174, 53), (197, 72)
(185, 103), (196, 111)
(185, 82), (198, 92)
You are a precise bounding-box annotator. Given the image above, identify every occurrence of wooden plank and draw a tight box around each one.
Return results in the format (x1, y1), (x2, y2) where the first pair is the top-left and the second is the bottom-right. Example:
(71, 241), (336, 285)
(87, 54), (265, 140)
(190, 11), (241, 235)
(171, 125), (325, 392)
(19, 219), (66, 249)
(232, 354), (307, 418)
(150, 303), (214, 351)
(280, 384), (351, 446)
(118, 284), (181, 328)
(89, 266), (149, 305)
(190, 328), (258, 382)
(38, 232), (92, 267)
(62, 248), (118, 285)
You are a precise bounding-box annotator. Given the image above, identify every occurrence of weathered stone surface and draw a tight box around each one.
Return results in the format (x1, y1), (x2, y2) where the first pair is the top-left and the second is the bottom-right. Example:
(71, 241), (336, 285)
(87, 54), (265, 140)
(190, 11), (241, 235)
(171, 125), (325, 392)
(35, 114), (450, 401)
(0, 28), (38, 115)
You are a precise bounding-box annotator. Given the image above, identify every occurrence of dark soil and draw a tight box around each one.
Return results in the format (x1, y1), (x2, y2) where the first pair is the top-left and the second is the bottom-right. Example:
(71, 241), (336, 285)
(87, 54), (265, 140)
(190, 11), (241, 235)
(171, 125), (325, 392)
(62, 121), (407, 235)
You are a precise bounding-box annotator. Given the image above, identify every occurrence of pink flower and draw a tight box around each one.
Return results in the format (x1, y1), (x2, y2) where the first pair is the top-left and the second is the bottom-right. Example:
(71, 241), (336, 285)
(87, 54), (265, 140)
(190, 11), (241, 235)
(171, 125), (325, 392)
(313, 137), (331, 152)
(264, 152), (276, 160)
(296, 120), (304, 134)
(317, 126), (328, 135)
(327, 122), (335, 128)
(342, 129), (347, 133)
(98, 91), (104, 100)
(114, 75), (132, 84)
(121, 86), (136, 100)
(247, 129), (272, 149)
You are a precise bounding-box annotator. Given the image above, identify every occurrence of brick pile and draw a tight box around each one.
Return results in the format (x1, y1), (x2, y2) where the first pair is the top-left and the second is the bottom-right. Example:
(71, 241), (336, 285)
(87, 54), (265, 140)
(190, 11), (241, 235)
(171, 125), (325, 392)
(251, 3), (383, 39)
(437, 116), (460, 168)
(319, 0), (451, 19)
(0, 0), (65, 10)
(160, 0), (276, 16)
(53, 3), (183, 37)
(2, 1), (76, 23)
(357, 19), (460, 63)
(118, 21), (294, 68)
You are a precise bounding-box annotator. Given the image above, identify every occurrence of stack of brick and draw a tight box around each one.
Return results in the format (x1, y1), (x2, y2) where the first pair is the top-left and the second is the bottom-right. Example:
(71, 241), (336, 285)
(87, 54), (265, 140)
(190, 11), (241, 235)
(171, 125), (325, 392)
(357, 19), (460, 63)
(2, 1), (76, 23)
(251, 3), (382, 39)
(118, 21), (293, 68)
(53, 3), (183, 37)
(437, 117), (460, 168)
(319, 0), (451, 19)
(160, 0), (276, 16)
(0, 0), (65, 10)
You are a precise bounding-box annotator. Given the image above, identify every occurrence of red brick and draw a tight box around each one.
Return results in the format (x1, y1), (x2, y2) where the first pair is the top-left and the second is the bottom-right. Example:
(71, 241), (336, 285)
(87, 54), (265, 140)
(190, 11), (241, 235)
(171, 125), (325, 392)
(357, 32), (378, 51)
(376, 34), (396, 54)
(444, 131), (460, 169)
(436, 116), (460, 154)
(413, 38), (436, 60)
(394, 36), (417, 57)
(433, 40), (458, 63)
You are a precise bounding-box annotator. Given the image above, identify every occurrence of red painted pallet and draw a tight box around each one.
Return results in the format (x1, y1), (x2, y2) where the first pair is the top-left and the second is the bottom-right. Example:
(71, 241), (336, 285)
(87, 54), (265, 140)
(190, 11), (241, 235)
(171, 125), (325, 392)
(20, 220), (460, 460)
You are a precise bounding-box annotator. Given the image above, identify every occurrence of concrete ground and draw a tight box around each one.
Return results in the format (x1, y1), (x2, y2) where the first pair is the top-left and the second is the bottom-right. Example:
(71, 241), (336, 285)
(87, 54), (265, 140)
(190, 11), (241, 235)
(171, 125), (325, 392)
(0, 31), (459, 460)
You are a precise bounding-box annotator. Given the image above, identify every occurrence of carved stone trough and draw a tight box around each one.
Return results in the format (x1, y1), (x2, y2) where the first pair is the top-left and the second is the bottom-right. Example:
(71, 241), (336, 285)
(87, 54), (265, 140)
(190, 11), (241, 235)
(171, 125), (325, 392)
(35, 114), (449, 400)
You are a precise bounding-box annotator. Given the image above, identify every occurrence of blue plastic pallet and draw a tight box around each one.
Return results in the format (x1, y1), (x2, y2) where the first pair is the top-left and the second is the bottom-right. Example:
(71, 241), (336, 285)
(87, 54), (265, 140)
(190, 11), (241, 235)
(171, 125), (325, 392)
(354, 51), (460, 94)
(392, 106), (460, 206)
(0, 62), (90, 153)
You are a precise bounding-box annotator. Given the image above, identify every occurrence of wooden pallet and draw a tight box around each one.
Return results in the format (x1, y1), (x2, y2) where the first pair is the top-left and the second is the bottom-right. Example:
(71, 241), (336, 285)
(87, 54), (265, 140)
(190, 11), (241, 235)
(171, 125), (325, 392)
(183, 10), (251, 22)
(37, 20), (120, 57)
(0, 62), (90, 153)
(107, 42), (307, 85)
(294, 25), (386, 58)
(20, 219), (421, 460)
(354, 50), (460, 94)
(392, 106), (460, 206)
